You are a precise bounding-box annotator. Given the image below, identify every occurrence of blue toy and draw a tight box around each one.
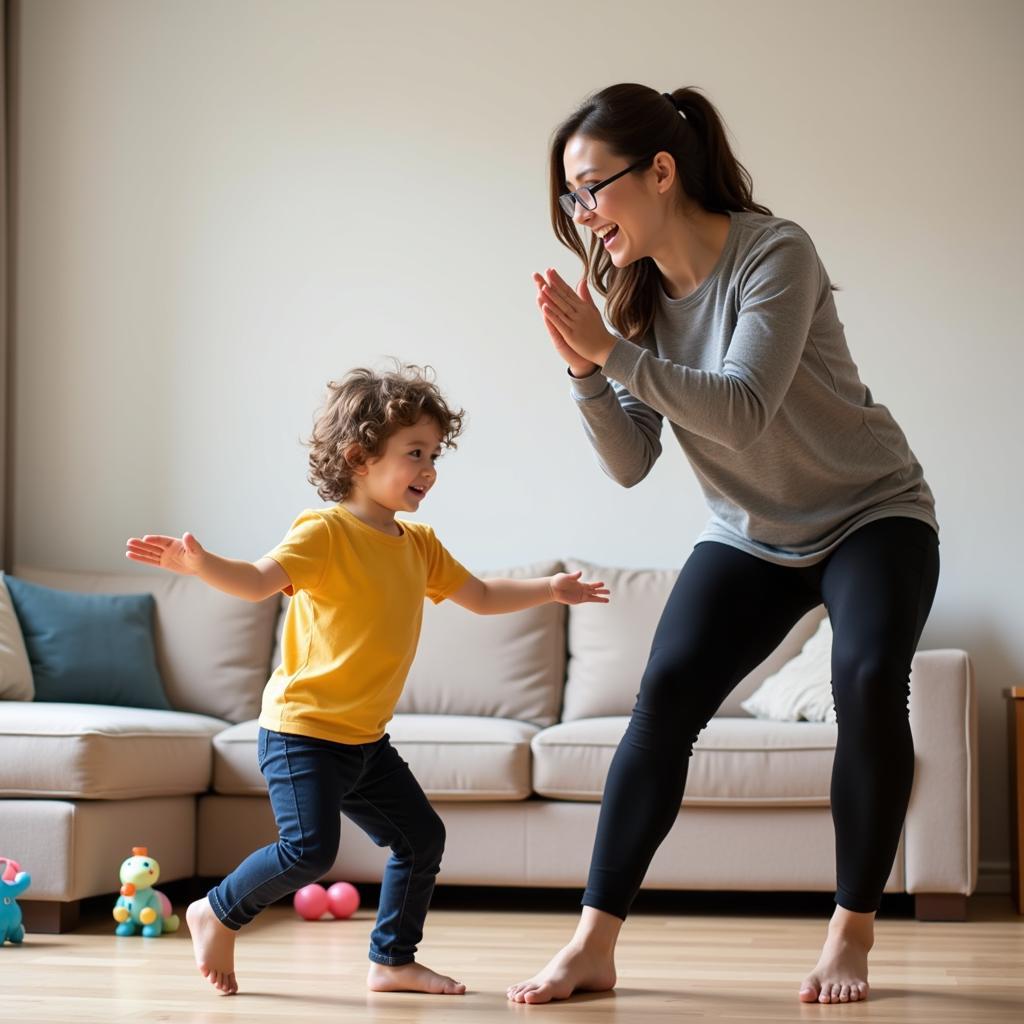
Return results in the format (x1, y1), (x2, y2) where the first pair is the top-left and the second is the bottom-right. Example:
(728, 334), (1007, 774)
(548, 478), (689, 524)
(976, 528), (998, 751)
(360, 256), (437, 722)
(1, 857), (30, 945)
(112, 846), (180, 937)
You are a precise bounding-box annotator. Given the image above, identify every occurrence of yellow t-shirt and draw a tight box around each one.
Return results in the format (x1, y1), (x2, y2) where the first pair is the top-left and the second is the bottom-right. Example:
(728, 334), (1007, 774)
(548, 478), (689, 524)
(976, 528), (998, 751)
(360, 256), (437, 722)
(258, 505), (470, 744)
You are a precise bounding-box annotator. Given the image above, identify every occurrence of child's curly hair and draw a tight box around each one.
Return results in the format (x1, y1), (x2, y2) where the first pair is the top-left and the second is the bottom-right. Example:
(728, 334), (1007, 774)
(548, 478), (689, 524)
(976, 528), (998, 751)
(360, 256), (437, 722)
(307, 362), (465, 502)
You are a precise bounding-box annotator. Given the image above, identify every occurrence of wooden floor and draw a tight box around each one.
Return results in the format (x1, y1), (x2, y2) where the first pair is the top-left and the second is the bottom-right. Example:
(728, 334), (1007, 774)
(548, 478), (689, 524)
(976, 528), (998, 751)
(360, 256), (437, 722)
(1, 895), (1022, 1022)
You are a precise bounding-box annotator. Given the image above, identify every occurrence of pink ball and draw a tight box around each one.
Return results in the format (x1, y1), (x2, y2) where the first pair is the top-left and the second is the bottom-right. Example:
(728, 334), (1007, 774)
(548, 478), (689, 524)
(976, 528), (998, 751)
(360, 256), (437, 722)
(326, 881), (360, 919)
(293, 883), (329, 920)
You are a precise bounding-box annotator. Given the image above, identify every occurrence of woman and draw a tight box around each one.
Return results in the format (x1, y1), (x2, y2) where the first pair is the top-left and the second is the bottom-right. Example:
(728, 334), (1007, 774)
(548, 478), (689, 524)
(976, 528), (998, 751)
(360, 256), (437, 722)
(507, 84), (939, 1006)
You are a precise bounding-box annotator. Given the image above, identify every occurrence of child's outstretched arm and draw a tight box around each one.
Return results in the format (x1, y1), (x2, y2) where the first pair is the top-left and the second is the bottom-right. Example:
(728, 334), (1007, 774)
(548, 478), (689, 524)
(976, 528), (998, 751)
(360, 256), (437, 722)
(448, 570), (609, 616)
(125, 532), (290, 602)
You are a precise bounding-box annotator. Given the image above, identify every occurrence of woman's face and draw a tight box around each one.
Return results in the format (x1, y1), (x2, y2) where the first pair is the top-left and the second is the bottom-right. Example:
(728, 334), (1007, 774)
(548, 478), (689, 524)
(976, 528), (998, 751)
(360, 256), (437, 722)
(562, 134), (668, 268)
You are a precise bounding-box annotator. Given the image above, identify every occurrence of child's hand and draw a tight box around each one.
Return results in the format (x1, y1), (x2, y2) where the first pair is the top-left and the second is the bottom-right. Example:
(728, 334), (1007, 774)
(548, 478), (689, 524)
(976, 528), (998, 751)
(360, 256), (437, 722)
(549, 570), (610, 606)
(125, 532), (206, 576)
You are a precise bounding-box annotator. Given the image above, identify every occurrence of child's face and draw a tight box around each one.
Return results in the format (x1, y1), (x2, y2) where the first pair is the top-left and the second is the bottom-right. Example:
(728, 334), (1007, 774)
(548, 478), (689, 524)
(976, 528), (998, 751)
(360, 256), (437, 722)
(358, 415), (444, 513)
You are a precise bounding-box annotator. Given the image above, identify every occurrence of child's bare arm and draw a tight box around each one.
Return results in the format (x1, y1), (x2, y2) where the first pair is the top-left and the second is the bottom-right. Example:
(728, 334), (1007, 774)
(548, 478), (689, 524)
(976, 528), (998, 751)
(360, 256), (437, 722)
(196, 552), (291, 602)
(125, 532), (291, 602)
(448, 571), (609, 615)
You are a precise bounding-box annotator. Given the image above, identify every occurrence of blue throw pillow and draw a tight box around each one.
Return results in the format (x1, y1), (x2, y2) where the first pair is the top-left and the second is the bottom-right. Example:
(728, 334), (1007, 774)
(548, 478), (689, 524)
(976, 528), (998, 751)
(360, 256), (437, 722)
(3, 575), (171, 710)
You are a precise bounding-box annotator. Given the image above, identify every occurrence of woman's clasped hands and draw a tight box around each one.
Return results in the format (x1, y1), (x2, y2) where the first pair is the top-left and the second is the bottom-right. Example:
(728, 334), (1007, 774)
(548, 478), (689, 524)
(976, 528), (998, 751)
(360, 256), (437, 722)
(533, 268), (617, 377)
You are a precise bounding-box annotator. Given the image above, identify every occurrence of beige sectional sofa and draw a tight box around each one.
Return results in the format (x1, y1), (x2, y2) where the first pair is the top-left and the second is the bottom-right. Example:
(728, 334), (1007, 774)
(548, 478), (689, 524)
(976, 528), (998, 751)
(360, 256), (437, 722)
(0, 557), (978, 932)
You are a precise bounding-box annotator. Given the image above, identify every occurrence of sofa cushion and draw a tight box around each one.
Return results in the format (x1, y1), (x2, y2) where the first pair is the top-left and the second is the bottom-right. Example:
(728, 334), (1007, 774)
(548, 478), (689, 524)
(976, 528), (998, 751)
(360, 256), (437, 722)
(388, 714), (539, 800)
(4, 575), (171, 710)
(213, 715), (539, 801)
(531, 716), (837, 806)
(0, 702), (227, 799)
(14, 566), (280, 723)
(0, 576), (33, 701)
(560, 558), (826, 720)
(394, 561), (566, 726)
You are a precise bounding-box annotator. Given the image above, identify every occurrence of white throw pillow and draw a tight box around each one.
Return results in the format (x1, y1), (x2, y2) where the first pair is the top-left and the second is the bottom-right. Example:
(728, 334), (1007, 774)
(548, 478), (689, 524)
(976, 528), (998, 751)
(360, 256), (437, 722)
(740, 615), (835, 723)
(0, 574), (34, 700)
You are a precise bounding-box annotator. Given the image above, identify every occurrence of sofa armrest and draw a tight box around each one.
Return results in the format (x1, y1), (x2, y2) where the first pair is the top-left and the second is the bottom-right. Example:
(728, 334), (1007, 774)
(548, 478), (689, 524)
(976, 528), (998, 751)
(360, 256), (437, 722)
(904, 649), (978, 895)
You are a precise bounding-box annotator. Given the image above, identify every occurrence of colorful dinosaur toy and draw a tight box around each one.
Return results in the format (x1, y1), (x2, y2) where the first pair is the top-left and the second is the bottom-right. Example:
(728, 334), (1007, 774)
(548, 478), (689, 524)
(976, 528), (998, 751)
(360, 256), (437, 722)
(112, 846), (180, 937)
(0, 857), (30, 946)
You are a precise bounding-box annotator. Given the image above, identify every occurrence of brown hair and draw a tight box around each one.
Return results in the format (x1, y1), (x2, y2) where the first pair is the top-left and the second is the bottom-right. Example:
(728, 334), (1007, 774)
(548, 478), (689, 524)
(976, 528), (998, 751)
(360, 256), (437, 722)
(550, 84), (785, 340)
(306, 362), (465, 502)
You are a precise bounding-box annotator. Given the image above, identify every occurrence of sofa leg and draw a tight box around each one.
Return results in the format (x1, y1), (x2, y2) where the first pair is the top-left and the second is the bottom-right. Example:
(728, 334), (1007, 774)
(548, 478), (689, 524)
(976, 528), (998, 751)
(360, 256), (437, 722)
(914, 893), (967, 921)
(20, 899), (81, 934)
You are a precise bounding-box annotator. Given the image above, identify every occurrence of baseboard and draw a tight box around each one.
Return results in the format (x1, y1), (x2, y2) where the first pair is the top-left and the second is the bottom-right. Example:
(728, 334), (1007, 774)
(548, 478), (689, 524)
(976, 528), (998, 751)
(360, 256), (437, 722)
(976, 860), (1011, 894)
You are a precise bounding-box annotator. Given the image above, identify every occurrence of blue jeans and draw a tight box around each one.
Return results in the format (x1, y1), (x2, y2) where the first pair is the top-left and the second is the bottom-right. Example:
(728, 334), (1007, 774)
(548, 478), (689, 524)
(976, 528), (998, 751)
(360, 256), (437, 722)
(208, 727), (446, 965)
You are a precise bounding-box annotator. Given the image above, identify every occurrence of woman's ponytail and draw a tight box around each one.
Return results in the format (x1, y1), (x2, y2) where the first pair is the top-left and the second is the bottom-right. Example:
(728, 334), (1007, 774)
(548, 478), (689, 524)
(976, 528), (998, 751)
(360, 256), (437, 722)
(664, 87), (769, 219)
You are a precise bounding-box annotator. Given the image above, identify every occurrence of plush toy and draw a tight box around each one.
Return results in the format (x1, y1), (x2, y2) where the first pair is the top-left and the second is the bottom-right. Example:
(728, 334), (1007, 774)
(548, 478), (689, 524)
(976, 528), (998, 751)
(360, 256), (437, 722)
(0, 857), (30, 945)
(112, 846), (180, 937)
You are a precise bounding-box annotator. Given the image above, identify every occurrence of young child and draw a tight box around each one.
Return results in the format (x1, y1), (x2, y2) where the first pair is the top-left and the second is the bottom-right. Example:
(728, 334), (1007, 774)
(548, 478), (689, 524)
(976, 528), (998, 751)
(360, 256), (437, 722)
(125, 363), (608, 997)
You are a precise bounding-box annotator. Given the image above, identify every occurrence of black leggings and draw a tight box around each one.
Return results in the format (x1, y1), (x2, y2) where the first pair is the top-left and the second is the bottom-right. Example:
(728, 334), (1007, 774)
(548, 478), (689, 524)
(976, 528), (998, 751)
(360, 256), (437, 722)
(582, 516), (940, 918)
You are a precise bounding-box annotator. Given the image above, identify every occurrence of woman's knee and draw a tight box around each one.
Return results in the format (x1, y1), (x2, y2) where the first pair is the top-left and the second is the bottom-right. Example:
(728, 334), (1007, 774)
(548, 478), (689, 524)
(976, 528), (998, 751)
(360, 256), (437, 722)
(832, 647), (912, 717)
(636, 648), (706, 709)
(632, 651), (720, 741)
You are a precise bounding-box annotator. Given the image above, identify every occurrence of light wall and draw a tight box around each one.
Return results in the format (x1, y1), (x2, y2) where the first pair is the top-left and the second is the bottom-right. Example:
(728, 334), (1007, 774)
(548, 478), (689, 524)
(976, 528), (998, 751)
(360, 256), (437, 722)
(10, 0), (1024, 886)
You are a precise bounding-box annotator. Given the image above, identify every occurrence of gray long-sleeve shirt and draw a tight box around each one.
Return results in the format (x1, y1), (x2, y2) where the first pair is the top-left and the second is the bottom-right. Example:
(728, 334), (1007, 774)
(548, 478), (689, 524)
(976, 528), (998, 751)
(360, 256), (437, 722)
(570, 210), (938, 566)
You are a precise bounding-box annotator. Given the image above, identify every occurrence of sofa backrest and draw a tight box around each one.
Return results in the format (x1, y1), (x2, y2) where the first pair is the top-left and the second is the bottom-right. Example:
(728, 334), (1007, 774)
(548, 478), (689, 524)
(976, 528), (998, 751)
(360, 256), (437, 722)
(13, 566), (279, 723)
(395, 560), (566, 726)
(18, 554), (823, 728)
(560, 558), (826, 720)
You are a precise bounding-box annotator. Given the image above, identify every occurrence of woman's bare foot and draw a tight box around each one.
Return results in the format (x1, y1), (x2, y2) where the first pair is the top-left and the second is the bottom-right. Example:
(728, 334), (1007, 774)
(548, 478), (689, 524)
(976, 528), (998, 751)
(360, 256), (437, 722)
(185, 897), (238, 995)
(367, 961), (466, 995)
(799, 907), (874, 1004)
(506, 941), (617, 1004)
(507, 907), (621, 1004)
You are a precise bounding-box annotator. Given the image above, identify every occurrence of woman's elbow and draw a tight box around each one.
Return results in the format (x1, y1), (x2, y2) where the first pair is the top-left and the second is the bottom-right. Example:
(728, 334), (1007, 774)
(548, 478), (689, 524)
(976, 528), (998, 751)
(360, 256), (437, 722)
(725, 421), (767, 452)
(602, 460), (654, 488)
(722, 379), (772, 451)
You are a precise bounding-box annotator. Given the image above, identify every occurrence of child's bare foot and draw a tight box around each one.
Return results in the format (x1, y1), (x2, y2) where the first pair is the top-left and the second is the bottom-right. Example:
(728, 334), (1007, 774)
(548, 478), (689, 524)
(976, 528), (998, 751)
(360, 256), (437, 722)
(185, 897), (238, 995)
(799, 907), (873, 1004)
(367, 960), (466, 995)
(506, 941), (617, 1004)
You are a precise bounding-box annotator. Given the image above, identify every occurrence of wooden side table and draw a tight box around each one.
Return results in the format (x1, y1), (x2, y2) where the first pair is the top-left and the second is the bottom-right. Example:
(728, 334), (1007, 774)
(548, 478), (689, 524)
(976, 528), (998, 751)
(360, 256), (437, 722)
(1009, 687), (1024, 913)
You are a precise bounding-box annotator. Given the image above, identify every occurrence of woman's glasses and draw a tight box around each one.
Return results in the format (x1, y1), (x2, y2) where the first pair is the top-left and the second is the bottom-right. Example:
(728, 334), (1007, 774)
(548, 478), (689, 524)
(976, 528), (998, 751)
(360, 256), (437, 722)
(558, 156), (653, 217)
